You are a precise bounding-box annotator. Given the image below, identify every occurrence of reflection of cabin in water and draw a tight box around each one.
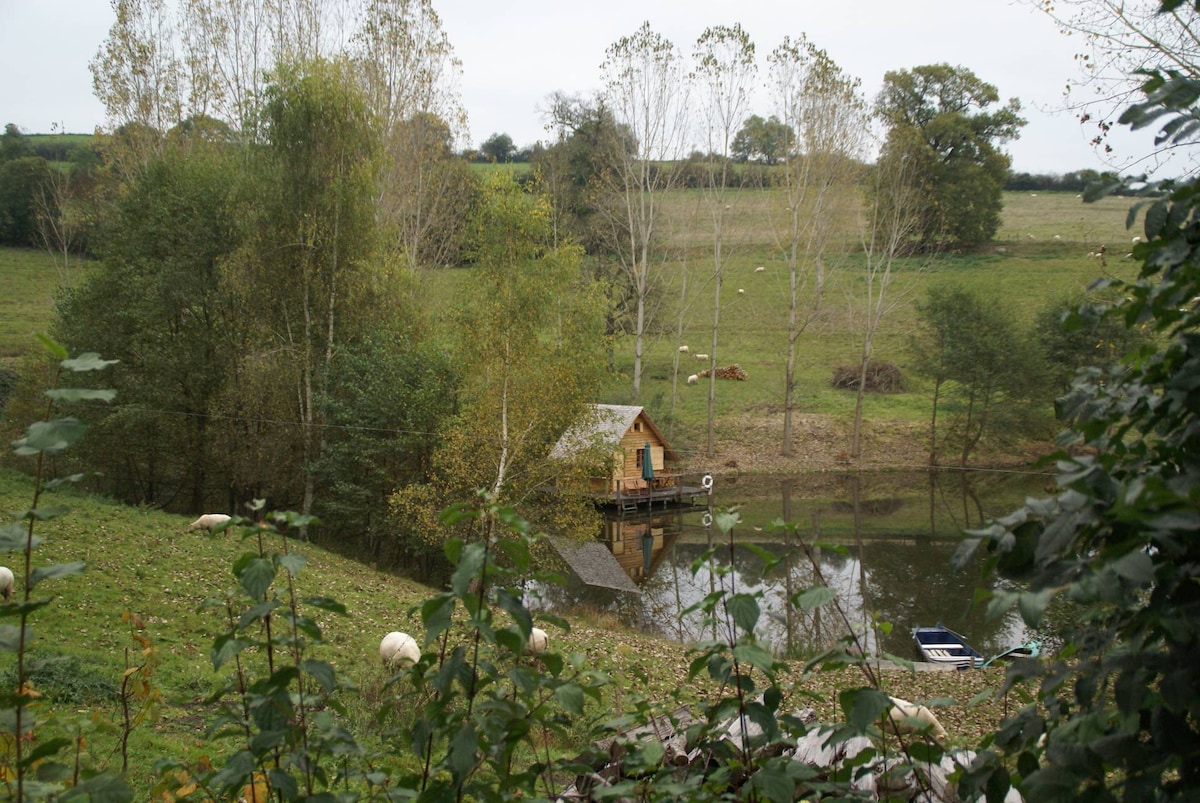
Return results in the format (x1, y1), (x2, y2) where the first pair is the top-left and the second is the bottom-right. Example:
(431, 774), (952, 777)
(550, 404), (708, 510)
(601, 510), (681, 581)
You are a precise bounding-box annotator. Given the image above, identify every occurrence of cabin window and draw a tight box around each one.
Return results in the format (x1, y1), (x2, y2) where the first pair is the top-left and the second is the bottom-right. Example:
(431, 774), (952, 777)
(636, 449), (645, 469)
(634, 421), (642, 432)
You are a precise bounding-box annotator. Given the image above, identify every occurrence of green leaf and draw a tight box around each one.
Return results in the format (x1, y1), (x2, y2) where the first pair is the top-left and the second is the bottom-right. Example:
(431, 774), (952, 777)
(732, 642), (778, 674)
(0, 524), (37, 552)
(60, 352), (119, 372)
(238, 557), (275, 599)
(794, 585), (836, 611)
(746, 765), (794, 803)
(0, 623), (27, 651)
(37, 334), (68, 360)
(554, 683), (585, 715)
(211, 633), (249, 669)
(446, 724), (479, 781)
(714, 508), (741, 534)
(725, 593), (760, 633)
(277, 552), (307, 577)
(421, 593), (456, 642)
(30, 561), (85, 587)
(1110, 549), (1155, 585)
(44, 388), (117, 403)
(302, 596), (348, 615)
(840, 687), (891, 734)
(12, 417), (88, 456)
(57, 772), (133, 802)
(1017, 588), (1057, 628)
(301, 659), (337, 692)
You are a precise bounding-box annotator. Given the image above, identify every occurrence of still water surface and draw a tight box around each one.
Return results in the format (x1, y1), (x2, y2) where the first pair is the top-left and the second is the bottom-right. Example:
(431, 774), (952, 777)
(531, 469), (1047, 660)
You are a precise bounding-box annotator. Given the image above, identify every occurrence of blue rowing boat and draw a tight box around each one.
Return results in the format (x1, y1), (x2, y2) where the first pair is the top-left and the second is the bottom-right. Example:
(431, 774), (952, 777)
(912, 624), (984, 668)
(913, 624), (1043, 669)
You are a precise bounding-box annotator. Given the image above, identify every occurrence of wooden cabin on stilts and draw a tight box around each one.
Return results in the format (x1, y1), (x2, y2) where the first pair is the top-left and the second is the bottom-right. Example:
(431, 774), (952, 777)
(550, 404), (709, 511)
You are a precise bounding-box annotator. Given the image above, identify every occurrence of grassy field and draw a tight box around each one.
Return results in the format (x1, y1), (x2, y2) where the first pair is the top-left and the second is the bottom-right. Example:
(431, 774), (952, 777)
(1, 190), (1140, 461)
(0, 468), (1026, 795)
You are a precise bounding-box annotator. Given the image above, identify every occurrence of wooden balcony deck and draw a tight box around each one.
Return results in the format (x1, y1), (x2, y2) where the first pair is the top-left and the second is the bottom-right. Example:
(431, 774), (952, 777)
(595, 473), (711, 512)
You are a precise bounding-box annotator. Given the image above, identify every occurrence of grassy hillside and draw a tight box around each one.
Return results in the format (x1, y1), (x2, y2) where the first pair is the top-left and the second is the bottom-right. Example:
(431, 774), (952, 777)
(0, 467), (1021, 795)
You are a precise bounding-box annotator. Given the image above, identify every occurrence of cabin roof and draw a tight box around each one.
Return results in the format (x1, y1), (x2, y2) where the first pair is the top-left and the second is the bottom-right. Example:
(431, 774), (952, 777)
(550, 404), (680, 462)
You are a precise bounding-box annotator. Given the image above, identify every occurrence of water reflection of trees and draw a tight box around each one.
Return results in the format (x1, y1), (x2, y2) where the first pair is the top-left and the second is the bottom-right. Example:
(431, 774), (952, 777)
(536, 469), (1038, 658)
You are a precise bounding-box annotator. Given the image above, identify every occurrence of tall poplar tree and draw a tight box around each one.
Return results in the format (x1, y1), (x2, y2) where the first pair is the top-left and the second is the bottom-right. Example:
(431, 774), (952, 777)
(693, 24), (756, 458)
(600, 22), (690, 402)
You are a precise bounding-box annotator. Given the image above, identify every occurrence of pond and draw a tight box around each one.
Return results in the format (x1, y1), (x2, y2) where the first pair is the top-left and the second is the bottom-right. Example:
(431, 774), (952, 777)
(530, 468), (1050, 661)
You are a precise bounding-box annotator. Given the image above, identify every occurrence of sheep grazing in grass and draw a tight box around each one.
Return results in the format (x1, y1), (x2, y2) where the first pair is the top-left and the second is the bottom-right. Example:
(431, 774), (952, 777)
(527, 627), (549, 655)
(694, 353), (709, 361)
(186, 513), (231, 533)
(678, 345), (689, 353)
(0, 566), (13, 602)
(754, 266), (765, 273)
(883, 696), (948, 744)
(380, 631), (420, 667)
(687, 374), (699, 385)
(737, 288), (745, 295)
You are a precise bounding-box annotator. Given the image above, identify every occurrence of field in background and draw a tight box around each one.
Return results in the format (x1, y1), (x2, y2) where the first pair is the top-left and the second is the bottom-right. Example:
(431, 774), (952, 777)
(1, 190), (1140, 460)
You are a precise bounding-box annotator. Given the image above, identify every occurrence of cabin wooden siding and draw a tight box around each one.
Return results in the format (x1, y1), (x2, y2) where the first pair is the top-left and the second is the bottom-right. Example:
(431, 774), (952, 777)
(552, 404), (680, 496)
(609, 413), (668, 493)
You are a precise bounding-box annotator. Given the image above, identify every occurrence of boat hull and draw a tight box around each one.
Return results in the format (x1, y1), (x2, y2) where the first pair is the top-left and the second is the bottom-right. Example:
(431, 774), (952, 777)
(912, 624), (984, 668)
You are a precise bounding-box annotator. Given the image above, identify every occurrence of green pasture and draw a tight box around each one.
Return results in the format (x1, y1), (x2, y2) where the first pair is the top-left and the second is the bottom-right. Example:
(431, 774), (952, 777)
(0, 189), (1140, 453)
(0, 248), (89, 363)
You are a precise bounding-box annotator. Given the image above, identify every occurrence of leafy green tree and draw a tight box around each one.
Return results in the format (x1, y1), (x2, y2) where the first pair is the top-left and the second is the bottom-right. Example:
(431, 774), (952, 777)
(1034, 291), (1149, 393)
(312, 329), (458, 561)
(390, 174), (606, 552)
(0, 156), (53, 247)
(731, 113), (793, 164)
(958, 28), (1200, 798)
(244, 57), (382, 526)
(480, 131), (516, 162)
(0, 123), (33, 161)
(910, 285), (1049, 466)
(876, 63), (1025, 249)
(53, 141), (243, 510)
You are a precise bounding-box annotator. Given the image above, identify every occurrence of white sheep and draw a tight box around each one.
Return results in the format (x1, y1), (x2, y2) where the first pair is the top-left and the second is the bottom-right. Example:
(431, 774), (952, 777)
(737, 288), (745, 295)
(380, 631), (420, 666)
(527, 627), (549, 655)
(884, 696), (948, 744)
(687, 374), (699, 385)
(754, 266), (765, 273)
(678, 345), (689, 353)
(0, 566), (13, 602)
(694, 353), (709, 361)
(186, 513), (232, 533)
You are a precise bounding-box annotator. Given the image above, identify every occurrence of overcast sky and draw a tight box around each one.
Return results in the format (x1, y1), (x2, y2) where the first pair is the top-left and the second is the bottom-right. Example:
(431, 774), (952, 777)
(0, 0), (1160, 175)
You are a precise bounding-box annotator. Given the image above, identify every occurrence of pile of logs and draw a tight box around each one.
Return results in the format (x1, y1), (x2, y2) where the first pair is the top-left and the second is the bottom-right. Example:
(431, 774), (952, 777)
(696, 364), (749, 382)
